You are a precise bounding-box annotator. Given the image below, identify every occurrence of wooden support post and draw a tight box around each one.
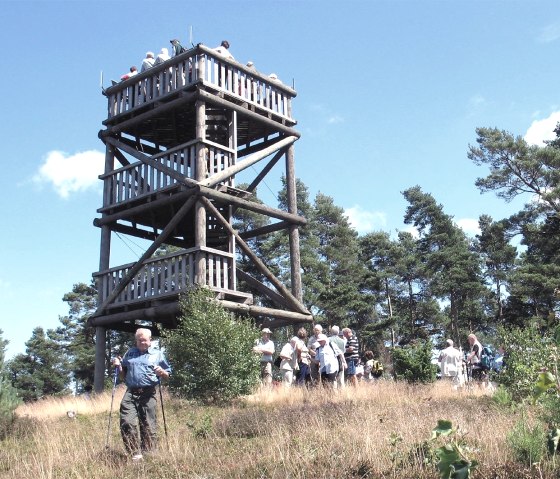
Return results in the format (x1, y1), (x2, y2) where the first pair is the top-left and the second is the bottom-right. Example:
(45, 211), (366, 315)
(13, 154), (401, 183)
(199, 136), (297, 188)
(286, 144), (303, 302)
(198, 196), (309, 315)
(195, 100), (207, 285)
(94, 145), (115, 393)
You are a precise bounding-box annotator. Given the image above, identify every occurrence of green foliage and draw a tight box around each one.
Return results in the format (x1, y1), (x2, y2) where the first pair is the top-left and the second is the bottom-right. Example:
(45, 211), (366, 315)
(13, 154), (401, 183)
(164, 287), (261, 402)
(403, 186), (486, 338)
(391, 340), (437, 383)
(8, 327), (70, 402)
(507, 419), (546, 466)
(496, 325), (552, 401)
(491, 385), (515, 409)
(431, 420), (479, 479)
(0, 330), (20, 439)
(54, 282), (98, 393)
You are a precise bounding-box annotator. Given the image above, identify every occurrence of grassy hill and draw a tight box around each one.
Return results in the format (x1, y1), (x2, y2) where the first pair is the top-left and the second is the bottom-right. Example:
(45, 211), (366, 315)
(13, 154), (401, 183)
(0, 381), (552, 478)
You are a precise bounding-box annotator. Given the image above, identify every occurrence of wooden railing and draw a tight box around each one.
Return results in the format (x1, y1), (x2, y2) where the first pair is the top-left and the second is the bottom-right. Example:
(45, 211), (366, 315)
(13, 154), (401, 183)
(93, 247), (235, 306)
(99, 139), (234, 209)
(105, 44), (296, 122)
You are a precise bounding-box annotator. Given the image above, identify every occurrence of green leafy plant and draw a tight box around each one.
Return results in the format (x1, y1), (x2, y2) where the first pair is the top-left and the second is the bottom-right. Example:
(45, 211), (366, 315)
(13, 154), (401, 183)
(164, 286), (261, 402)
(507, 419), (546, 466)
(430, 420), (478, 479)
(496, 325), (553, 402)
(391, 340), (437, 383)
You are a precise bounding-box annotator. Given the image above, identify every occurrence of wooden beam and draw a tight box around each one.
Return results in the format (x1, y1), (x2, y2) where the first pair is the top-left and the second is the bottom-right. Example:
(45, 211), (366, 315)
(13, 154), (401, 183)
(103, 90), (197, 131)
(198, 89), (300, 138)
(105, 136), (199, 188)
(199, 135), (297, 188)
(219, 300), (312, 323)
(246, 149), (284, 194)
(93, 194), (198, 315)
(198, 185), (306, 226)
(101, 221), (190, 249)
(238, 220), (289, 240)
(199, 196), (309, 315)
(238, 136), (283, 159)
(89, 302), (180, 327)
(236, 269), (291, 309)
(286, 144), (303, 302)
(95, 187), (197, 226)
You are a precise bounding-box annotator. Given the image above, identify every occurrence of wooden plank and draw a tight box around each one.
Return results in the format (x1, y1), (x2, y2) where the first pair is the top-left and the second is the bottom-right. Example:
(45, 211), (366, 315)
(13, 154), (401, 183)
(198, 196), (309, 316)
(198, 185), (306, 226)
(93, 194), (198, 315)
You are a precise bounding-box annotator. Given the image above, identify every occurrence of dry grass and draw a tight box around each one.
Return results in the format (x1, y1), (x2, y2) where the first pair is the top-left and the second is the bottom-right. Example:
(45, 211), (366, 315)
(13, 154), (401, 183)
(0, 380), (554, 478)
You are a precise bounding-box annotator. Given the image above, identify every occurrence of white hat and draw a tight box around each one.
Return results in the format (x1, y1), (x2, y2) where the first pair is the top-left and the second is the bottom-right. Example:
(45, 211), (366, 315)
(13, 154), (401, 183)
(261, 328), (272, 334)
(317, 334), (328, 342)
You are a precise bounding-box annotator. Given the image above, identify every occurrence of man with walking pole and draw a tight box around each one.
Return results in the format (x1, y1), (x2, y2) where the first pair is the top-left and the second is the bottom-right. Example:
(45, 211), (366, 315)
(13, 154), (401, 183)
(112, 328), (172, 462)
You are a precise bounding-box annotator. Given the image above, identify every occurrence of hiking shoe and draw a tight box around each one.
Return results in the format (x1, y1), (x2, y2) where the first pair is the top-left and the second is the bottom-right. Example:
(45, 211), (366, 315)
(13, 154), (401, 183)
(131, 453), (143, 462)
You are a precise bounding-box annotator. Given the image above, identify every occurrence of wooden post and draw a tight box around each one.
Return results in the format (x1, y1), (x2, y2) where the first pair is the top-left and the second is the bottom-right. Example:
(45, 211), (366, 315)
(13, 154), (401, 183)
(286, 144), (303, 302)
(195, 100), (207, 285)
(94, 145), (115, 393)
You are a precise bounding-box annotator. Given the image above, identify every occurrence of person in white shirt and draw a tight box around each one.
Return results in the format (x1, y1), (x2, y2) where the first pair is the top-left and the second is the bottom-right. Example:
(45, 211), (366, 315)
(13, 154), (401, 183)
(279, 337), (299, 387)
(214, 40), (234, 60)
(141, 52), (155, 72)
(253, 328), (275, 386)
(315, 334), (345, 387)
(155, 48), (170, 65)
(439, 339), (462, 382)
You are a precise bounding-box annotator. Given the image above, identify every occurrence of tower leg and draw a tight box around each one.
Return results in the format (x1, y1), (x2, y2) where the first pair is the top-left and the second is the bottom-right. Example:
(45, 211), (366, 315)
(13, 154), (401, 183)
(94, 326), (106, 392)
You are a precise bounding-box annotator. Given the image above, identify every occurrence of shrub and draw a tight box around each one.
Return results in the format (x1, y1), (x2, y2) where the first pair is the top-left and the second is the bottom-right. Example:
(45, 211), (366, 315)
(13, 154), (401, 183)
(507, 419), (546, 466)
(496, 325), (552, 402)
(391, 340), (437, 383)
(164, 286), (261, 402)
(0, 330), (20, 439)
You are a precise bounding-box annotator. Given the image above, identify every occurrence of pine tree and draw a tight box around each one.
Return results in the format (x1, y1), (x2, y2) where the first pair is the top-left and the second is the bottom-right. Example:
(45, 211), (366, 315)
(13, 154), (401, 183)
(0, 330), (20, 438)
(403, 186), (486, 339)
(9, 327), (70, 401)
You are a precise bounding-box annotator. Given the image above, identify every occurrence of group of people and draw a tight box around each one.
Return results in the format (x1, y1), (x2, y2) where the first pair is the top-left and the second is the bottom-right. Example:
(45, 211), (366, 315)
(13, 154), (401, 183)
(120, 39), (234, 81)
(438, 333), (505, 386)
(253, 324), (383, 388)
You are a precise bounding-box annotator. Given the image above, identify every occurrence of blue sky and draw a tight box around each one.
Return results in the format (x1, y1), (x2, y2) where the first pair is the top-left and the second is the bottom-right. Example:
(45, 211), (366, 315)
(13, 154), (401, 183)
(2, 0), (560, 359)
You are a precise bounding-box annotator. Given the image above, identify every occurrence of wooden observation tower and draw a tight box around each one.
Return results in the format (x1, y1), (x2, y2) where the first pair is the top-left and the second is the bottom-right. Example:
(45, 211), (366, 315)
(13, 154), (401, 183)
(90, 44), (312, 391)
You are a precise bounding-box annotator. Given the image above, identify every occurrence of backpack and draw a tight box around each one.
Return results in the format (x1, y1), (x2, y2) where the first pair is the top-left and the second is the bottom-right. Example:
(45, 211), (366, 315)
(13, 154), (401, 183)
(479, 346), (495, 371)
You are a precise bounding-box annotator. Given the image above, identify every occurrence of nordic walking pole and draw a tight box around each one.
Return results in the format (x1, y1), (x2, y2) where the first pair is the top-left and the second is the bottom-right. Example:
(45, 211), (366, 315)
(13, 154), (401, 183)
(158, 378), (169, 449)
(105, 365), (119, 449)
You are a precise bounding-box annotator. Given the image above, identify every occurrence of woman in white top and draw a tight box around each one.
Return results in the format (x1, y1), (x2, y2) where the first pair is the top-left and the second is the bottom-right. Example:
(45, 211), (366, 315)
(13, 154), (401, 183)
(279, 337), (299, 387)
(315, 334), (345, 386)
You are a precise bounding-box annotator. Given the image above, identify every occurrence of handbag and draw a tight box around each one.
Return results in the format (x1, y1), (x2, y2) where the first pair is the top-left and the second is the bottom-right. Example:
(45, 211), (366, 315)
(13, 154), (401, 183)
(273, 356), (282, 368)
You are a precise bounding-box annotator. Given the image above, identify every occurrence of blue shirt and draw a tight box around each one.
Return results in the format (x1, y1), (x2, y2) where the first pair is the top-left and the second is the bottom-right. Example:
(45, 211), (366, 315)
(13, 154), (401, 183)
(122, 346), (172, 388)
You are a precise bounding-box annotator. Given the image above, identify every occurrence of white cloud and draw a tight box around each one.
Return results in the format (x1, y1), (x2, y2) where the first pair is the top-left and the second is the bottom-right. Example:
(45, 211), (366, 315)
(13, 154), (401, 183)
(456, 218), (480, 236)
(327, 115), (344, 124)
(344, 205), (387, 234)
(524, 111), (560, 145)
(33, 150), (105, 198)
(537, 22), (560, 43)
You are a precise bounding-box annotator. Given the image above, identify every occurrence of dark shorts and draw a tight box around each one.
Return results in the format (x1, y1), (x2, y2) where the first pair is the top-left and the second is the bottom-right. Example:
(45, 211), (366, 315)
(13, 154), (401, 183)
(346, 359), (357, 376)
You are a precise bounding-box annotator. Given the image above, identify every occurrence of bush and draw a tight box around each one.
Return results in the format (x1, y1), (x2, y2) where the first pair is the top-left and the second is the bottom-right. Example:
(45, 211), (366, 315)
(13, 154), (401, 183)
(391, 340), (437, 383)
(496, 325), (552, 402)
(507, 419), (546, 466)
(0, 330), (20, 439)
(164, 287), (261, 402)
